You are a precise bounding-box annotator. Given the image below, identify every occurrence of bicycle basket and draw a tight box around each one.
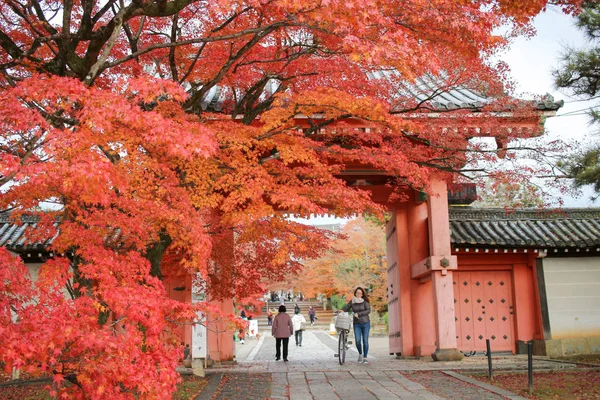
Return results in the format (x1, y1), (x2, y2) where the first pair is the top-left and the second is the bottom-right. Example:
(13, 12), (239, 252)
(335, 313), (352, 331)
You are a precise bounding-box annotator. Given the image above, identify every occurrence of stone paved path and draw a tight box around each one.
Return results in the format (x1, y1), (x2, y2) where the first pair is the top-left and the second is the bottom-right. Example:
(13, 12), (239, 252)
(195, 331), (537, 399)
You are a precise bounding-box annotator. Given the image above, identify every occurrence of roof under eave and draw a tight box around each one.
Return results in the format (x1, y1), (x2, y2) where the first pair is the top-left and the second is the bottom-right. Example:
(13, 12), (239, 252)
(450, 208), (600, 250)
(0, 212), (57, 253)
(6, 207), (599, 257)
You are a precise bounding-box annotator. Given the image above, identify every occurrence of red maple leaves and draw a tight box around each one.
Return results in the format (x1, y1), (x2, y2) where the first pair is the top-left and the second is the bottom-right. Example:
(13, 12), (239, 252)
(0, 0), (583, 397)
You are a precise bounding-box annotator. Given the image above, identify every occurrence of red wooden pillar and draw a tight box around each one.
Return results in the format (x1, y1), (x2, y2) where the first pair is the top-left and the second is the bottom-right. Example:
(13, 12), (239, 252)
(207, 297), (235, 362)
(425, 178), (463, 361)
(206, 225), (235, 362)
(165, 274), (193, 349)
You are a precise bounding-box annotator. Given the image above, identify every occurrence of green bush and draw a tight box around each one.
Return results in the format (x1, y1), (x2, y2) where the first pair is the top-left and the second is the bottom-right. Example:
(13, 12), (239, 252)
(383, 312), (388, 330)
(369, 310), (390, 326)
(330, 294), (347, 311)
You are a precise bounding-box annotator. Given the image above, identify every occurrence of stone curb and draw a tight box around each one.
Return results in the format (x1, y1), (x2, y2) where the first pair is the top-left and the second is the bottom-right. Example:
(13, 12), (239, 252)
(442, 370), (528, 400)
(194, 372), (223, 400)
(206, 362), (583, 374)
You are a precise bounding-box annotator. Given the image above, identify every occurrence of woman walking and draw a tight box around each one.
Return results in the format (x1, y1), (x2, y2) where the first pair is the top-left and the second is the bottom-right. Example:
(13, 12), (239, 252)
(342, 287), (371, 363)
(272, 305), (293, 361)
(292, 309), (307, 346)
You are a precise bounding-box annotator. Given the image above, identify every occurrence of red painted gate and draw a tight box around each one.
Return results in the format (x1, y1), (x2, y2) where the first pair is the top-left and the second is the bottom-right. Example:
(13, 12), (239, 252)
(453, 271), (515, 353)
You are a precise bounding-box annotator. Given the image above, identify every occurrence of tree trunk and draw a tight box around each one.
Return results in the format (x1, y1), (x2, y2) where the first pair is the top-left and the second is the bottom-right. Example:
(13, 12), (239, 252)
(146, 230), (172, 279)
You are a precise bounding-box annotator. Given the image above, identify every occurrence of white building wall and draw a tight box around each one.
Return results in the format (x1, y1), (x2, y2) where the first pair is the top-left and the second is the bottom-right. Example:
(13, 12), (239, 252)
(543, 257), (600, 338)
(25, 262), (43, 282)
(21, 259), (71, 298)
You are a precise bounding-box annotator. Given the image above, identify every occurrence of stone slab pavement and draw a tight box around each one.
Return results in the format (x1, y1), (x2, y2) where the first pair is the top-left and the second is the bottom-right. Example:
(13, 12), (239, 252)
(194, 330), (564, 399)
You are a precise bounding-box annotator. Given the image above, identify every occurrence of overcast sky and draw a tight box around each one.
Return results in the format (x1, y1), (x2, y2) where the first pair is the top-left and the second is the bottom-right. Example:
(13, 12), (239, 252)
(502, 7), (598, 207)
(503, 7), (593, 144)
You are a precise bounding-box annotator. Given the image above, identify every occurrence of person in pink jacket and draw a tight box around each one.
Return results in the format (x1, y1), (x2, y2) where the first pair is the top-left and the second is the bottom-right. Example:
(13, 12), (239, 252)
(272, 305), (294, 361)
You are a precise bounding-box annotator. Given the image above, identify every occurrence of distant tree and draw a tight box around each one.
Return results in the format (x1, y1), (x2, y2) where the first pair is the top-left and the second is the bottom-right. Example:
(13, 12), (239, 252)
(554, 2), (600, 194)
(474, 180), (544, 208)
(292, 218), (388, 312)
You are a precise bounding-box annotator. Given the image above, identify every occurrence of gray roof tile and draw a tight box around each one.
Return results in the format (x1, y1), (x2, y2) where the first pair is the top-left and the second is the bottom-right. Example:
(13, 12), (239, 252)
(198, 74), (563, 113)
(6, 208), (599, 253)
(0, 212), (57, 251)
(450, 208), (600, 249)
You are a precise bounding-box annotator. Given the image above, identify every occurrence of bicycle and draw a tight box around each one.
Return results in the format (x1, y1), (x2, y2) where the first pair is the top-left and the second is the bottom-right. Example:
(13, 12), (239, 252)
(333, 312), (352, 365)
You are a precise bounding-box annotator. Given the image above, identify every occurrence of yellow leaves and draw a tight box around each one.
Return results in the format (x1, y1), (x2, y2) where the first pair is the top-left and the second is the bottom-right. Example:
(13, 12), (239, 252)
(349, 53), (363, 62)
(92, 302), (107, 313)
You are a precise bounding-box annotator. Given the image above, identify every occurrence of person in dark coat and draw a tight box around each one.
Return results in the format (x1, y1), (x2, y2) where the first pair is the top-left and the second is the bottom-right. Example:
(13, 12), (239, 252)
(342, 287), (371, 363)
(308, 306), (316, 326)
(272, 305), (293, 361)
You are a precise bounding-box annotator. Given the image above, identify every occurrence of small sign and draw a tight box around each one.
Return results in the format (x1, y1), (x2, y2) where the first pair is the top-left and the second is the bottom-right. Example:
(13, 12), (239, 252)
(191, 274), (207, 359)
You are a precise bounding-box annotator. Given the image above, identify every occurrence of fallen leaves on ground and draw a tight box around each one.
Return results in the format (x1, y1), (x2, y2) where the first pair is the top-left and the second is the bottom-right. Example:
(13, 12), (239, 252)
(470, 370), (600, 399)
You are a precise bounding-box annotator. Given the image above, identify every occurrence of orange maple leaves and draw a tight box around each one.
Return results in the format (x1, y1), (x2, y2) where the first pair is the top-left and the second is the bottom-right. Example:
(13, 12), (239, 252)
(289, 217), (388, 310)
(0, 0), (584, 397)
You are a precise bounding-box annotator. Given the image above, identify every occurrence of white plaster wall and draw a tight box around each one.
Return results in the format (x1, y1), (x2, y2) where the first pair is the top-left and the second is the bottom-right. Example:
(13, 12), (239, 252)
(25, 262), (43, 282)
(543, 257), (600, 338)
(23, 261), (72, 299)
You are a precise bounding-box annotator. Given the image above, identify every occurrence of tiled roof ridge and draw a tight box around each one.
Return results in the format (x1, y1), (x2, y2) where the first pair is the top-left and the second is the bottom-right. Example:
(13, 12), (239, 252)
(450, 207), (600, 249)
(0, 211), (42, 224)
(197, 72), (564, 113)
(449, 207), (600, 221)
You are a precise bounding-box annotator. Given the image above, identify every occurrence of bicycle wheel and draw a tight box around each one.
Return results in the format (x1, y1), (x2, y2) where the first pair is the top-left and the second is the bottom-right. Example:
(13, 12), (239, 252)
(338, 330), (346, 365)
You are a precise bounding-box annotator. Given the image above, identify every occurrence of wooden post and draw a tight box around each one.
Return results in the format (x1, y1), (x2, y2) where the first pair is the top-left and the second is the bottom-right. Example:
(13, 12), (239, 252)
(427, 178), (463, 361)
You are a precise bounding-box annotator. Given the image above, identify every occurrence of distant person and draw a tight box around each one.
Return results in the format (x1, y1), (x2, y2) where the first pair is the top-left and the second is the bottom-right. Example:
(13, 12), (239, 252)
(292, 309), (307, 347)
(240, 310), (248, 320)
(237, 328), (245, 345)
(267, 309), (273, 326)
(294, 303), (300, 314)
(272, 305), (293, 361)
(342, 287), (371, 364)
(308, 306), (316, 326)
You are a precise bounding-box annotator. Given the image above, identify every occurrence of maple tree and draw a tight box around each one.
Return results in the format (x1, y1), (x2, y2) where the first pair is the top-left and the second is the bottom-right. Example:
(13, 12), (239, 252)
(474, 180), (545, 208)
(0, 0), (584, 398)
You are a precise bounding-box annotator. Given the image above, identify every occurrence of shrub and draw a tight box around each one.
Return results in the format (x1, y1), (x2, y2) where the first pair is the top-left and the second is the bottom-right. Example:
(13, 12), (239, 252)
(330, 294), (347, 311)
(383, 312), (389, 330)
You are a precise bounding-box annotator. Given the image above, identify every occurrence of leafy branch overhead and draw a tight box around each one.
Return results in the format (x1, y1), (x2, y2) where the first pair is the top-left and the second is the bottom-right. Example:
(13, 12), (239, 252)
(0, 0), (584, 398)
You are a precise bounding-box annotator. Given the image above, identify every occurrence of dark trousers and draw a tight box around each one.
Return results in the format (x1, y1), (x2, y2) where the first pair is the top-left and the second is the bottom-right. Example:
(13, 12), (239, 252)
(275, 337), (289, 360)
(294, 330), (303, 345)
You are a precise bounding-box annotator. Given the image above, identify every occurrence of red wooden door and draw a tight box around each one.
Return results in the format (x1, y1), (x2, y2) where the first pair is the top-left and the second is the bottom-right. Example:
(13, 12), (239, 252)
(454, 271), (514, 353)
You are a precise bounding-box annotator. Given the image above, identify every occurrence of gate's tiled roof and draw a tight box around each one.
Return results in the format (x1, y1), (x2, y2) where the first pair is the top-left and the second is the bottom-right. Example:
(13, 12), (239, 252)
(0, 212), (57, 251)
(450, 208), (600, 249)
(199, 75), (564, 113)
